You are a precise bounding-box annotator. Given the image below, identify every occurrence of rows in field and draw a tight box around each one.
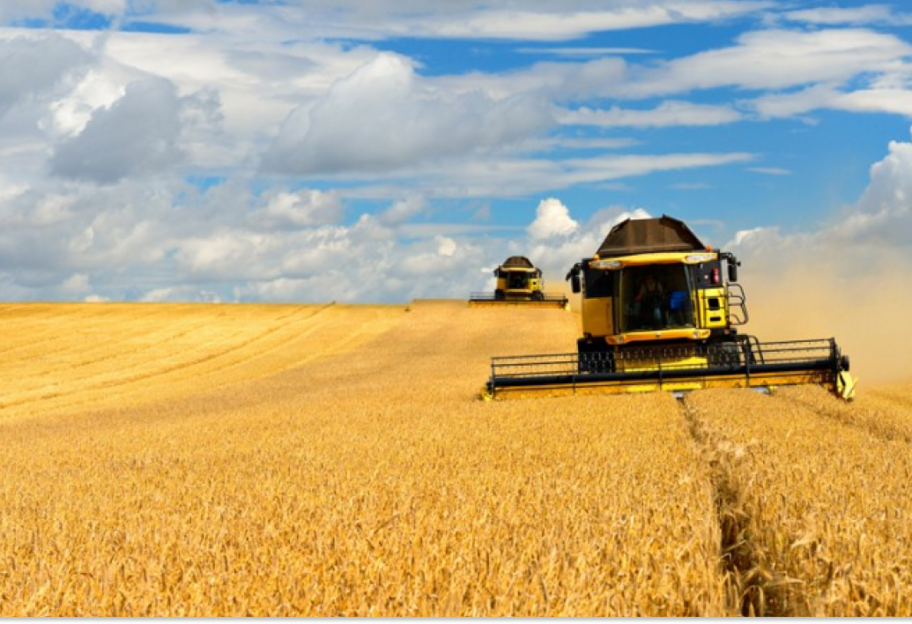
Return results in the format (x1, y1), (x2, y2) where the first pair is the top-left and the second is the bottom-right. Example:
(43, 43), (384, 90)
(0, 302), (736, 616)
(684, 385), (912, 616)
(781, 382), (912, 443)
(0, 303), (405, 421)
(2, 301), (912, 616)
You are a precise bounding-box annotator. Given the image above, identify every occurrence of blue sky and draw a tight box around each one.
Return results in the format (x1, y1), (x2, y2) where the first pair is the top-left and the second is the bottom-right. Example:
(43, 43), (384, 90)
(1, 0), (912, 303)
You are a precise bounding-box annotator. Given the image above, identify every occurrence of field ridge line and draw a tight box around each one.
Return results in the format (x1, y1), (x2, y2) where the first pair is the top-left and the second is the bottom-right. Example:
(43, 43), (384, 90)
(679, 395), (804, 616)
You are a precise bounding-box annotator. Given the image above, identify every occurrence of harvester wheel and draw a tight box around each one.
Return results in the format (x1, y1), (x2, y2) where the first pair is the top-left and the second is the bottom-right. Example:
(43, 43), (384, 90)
(532, 291), (544, 301)
(494, 289), (505, 300)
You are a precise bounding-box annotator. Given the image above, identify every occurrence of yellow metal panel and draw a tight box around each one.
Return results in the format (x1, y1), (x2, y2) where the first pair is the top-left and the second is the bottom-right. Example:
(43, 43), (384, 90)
(591, 251), (717, 267)
(614, 354), (708, 372)
(606, 328), (710, 345)
(696, 286), (728, 329)
(581, 297), (612, 337)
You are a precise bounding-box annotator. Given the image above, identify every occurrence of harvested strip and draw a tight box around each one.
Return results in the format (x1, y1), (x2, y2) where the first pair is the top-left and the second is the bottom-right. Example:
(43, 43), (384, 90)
(685, 388), (912, 616)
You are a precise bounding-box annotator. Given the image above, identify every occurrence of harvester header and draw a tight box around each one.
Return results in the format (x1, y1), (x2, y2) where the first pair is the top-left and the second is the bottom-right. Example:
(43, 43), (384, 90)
(484, 215), (856, 401)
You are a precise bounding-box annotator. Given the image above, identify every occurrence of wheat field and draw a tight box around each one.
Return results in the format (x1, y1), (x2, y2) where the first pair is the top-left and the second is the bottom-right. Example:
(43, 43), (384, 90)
(1, 301), (911, 616)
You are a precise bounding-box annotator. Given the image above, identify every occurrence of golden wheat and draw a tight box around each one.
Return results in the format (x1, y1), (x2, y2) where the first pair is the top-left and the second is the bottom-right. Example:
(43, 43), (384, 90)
(0, 302), (403, 422)
(3, 301), (911, 615)
(685, 387), (912, 616)
(1, 301), (733, 616)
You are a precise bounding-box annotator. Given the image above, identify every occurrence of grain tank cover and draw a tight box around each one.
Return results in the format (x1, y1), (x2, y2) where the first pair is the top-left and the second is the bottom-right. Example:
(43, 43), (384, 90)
(596, 215), (707, 258)
(501, 256), (535, 269)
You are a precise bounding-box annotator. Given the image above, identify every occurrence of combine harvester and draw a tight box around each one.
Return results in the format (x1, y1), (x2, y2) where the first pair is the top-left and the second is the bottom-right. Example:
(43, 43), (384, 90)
(484, 215), (856, 400)
(469, 256), (569, 309)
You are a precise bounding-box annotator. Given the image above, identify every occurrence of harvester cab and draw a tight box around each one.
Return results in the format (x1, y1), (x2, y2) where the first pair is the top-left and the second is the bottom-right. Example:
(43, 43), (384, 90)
(469, 256), (569, 308)
(484, 215), (856, 401)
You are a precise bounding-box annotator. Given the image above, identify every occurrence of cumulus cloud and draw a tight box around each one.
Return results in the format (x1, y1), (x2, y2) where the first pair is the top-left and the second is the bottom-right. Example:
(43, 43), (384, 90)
(250, 189), (344, 229)
(4, 2), (912, 319)
(436, 235), (457, 257)
(261, 53), (554, 175)
(829, 130), (912, 246)
(49, 77), (186, 183)
(0, 33), (91, 119)
(729, 127), (912, 264)
(528, 197), (579, 239)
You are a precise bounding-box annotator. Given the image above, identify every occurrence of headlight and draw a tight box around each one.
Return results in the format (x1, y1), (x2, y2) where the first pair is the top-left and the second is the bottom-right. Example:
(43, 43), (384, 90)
(590, 259), (624, 270)
(684, 254), (716, 264)
(684, 253), (716, 264)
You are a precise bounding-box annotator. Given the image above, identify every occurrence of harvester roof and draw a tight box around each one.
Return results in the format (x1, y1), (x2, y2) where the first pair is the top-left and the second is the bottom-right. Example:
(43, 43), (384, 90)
(500, 256), (536, 269)
(596, 215), (707, 258)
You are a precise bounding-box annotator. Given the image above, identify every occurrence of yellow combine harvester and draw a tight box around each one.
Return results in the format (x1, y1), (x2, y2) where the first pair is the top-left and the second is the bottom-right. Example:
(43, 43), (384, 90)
(469, 256), (569, 309)
(484, 215), (856, 400)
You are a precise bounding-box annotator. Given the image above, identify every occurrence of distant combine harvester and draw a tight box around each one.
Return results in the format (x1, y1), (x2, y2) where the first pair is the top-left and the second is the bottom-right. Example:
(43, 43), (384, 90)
(468, 256), (569, 309)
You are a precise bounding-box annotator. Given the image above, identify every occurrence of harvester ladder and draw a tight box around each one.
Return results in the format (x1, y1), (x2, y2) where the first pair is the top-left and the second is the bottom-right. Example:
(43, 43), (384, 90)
(727, 282), (748, 325)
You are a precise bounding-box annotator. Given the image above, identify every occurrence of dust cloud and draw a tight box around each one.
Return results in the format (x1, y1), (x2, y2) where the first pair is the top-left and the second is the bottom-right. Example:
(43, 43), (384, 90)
(737, 254), (912, 386)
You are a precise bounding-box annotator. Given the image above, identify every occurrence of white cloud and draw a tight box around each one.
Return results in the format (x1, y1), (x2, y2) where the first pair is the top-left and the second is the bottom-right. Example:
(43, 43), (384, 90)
(722, 133), (912, 382)
(518, 46), (656, 57)
(832, 89), (912, 117)
(49, 77), (187, 183)
(379, 195), (427, 226)
(562, 152), (755, 184)
(554, 137), (640, 149)
(783, 5), (912, 26)
(410, 2), (773, 41)
(83, 0), (127, 14)
(250, 189), (344, 229)
(436, 235), (457, 257)
(750, 85), (912, 119)
(748, 167), (791, 175)
(559, 100), (742, 128)
(523, 206), (652, 282)
(729, 127), (912, 262)
(528, 197), (579, 239)
(141, 286), (225, 303)
(625, 28), (912, 97)
(830, 131), (912, 246)
(103, 1), (773, 43)
(262, 53), (554, 175)
(61, 272), (91, 295)
(3, 3), (912, 308)
(0, 33), (92, 118)
(0, 2), (56, 20)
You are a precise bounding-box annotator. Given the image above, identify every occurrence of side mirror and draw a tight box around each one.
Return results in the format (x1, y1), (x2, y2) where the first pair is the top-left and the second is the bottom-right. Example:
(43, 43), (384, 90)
(728, 261), (739, 283)
(571, 274), (581, 294)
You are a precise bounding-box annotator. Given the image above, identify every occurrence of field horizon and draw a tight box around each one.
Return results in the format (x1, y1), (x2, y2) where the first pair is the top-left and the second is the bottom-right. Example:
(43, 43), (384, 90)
(2, 300), (911, 616)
